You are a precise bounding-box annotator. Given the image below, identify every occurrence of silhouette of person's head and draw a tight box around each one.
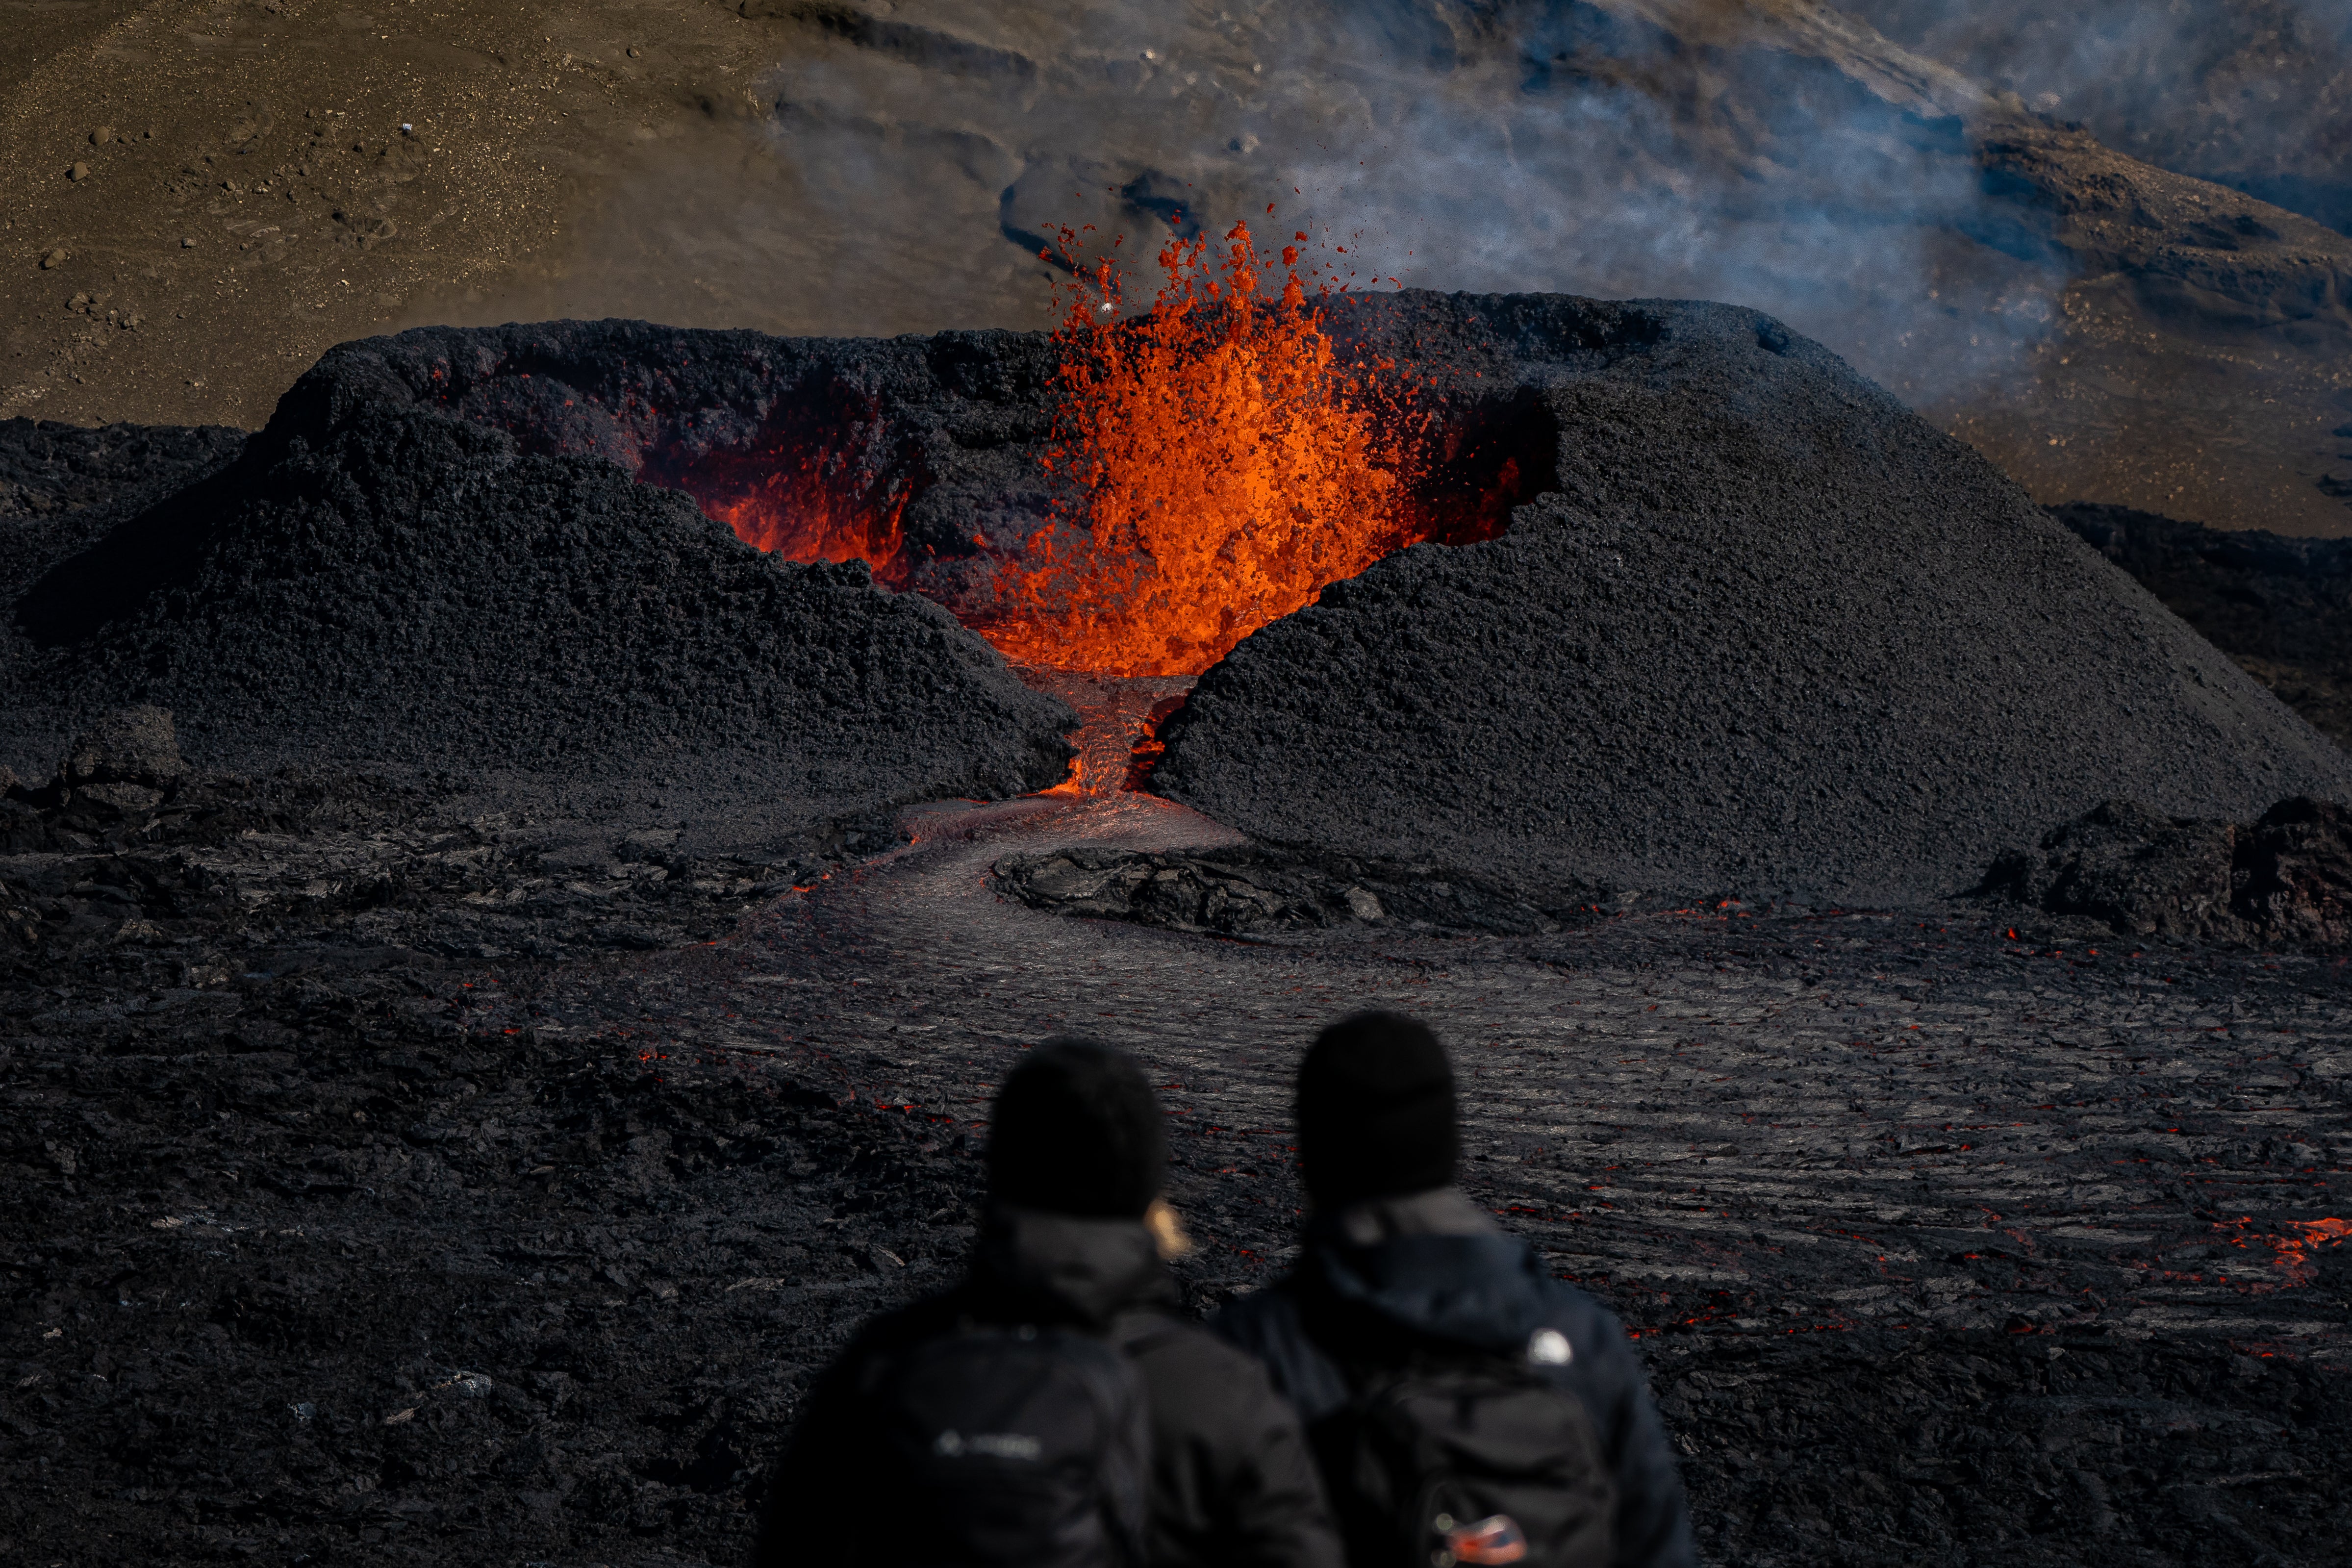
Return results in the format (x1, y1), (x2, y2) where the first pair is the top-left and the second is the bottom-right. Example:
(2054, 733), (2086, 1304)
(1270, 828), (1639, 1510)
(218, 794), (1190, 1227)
(1296, 1011), (1458, 1208)
(988, 1037), (1167, 1219)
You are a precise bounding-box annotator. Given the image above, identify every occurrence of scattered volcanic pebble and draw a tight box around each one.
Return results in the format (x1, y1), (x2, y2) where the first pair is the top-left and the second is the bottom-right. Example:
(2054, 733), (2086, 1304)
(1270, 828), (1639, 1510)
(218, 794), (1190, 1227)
(38, 248), (67, 268)
(66, 162), (89, 181)
(1153, 295), (2352, 905)
(0, 351), (1075, 852)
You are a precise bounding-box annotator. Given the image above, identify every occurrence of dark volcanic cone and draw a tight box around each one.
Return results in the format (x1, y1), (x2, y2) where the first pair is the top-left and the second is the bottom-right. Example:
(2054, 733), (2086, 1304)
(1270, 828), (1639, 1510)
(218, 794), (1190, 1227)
(14, 297), (2346, 892)
(1, 342), (1075, 846)
(1152, 296), (2352, 906)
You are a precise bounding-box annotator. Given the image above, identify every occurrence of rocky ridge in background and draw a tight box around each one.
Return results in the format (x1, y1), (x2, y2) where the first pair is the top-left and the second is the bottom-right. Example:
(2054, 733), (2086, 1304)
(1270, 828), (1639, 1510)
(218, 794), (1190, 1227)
(1842, 0), (2352, 236)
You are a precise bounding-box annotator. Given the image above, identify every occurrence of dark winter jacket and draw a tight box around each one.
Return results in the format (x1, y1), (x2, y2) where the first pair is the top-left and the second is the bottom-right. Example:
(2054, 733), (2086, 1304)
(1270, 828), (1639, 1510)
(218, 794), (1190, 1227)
(752, 1206), (1345, 1568)
(1210, 1188), (1697, 1568)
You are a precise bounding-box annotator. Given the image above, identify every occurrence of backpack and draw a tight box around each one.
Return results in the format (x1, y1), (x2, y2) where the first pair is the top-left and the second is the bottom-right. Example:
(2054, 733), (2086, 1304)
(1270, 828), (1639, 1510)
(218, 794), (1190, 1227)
(851, 1315), (1153, 1568)
(1309, 1333), (1617, 1568)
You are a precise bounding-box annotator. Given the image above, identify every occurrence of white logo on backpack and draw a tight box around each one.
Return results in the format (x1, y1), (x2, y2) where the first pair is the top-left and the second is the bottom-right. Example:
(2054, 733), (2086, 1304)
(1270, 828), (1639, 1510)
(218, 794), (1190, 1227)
(932, 1429), (1044, 1461)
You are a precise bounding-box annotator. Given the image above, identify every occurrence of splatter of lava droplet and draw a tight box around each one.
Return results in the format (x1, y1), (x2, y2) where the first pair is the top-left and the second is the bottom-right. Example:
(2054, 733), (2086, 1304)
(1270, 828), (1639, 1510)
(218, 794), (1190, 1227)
(980, 218), (1427, 678)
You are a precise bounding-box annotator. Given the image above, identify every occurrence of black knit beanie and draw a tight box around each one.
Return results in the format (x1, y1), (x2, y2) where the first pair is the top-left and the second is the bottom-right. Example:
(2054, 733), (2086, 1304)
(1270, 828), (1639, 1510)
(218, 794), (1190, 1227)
(1296, 1011), (1458, 1207)
(987, 1038), (1168, 1219)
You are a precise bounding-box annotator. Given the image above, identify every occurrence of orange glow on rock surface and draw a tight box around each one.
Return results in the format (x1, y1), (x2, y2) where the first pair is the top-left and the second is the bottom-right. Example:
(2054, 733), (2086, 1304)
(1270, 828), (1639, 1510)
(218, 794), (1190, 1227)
(696, 464), (910, 589)
(657, 402), (913, 591)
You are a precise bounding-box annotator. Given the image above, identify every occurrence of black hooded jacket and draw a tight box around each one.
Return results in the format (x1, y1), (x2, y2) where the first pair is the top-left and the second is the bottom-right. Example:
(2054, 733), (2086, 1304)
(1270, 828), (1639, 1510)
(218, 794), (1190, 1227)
(752, 1207), (1344, 1568)
(1210, 1189), (1697, 1568)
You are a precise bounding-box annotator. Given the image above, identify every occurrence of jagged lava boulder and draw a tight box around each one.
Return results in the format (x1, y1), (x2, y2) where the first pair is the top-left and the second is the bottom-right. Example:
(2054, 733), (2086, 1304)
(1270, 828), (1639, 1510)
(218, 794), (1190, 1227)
(1155, 295), (2352, 906)
(1984, 796), (2352, 945)
(3, 338), (1074, 846)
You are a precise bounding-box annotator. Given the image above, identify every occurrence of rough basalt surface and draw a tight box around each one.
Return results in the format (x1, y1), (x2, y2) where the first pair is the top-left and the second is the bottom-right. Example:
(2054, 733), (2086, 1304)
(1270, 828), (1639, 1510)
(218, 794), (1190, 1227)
(993, 842), (1593, 938)
(5, 785), (2346, 1568)
(1983, 795), (2352, 945)
(1, 356), (1075, 856)
(0, 417), (250, 631)
(1154, 296), (2352, 906)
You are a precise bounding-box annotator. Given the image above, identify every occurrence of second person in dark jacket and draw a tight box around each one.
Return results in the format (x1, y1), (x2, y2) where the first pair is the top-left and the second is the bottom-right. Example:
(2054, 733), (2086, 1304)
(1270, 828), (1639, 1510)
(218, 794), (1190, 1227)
(1213, 1011), (1698, 1568)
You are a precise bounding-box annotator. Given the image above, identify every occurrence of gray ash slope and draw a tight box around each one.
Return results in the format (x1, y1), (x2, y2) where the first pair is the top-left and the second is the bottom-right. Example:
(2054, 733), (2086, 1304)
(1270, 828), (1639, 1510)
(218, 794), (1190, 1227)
(2053, 501), (2352, 747)
(2, 343), (1074, 854)
(1156, 294), (2352, 907)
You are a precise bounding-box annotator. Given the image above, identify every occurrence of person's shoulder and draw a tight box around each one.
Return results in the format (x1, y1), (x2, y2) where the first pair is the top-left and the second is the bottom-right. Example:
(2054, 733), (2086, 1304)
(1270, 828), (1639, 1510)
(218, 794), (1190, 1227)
(825, 1283), (971, 1368)
(1206, 1276), (1305, 1352)
(1524, 1273), (1648, 1381)
(1121, 1308), (1265, 1377)
(1531, 1272), (1622, 1329)
(1118, 1308), (1302, 1434)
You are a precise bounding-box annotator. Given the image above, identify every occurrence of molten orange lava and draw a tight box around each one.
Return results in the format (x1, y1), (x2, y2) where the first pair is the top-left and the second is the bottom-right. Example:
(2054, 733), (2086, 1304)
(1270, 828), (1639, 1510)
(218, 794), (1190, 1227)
(2219, 1214), (2350, 1287)
(659, 208), (1529, 691)
(979, 220), (1421, 678)
(700, 467), (909, 589)
(653, 397), (912, 590)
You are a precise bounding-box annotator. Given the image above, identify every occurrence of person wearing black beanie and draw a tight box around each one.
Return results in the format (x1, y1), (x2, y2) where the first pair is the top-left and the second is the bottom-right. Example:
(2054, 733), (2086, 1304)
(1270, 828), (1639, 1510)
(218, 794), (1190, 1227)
(1294, 1010), (1459, 1208)
(988, 1037), (1169, 1218)
(1215, 1012), (1697, 1568)
(755, 1038), (1341, 1568)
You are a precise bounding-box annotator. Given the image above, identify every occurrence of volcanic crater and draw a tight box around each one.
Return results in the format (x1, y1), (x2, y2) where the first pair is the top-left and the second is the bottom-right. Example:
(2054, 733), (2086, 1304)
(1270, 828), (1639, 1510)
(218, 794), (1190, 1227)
(1, 289), (2348, 1568)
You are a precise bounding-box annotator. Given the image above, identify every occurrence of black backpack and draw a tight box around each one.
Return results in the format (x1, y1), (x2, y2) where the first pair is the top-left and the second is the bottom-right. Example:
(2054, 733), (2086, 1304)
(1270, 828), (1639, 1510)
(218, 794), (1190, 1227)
(851, 1315), (1153, 1568)
(1310, 1334), (1617, 1568)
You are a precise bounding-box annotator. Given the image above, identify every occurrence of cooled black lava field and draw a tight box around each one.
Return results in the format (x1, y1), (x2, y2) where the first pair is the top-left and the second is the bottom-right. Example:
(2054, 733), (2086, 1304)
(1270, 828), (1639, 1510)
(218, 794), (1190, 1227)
(2, 296), (2348, 1568)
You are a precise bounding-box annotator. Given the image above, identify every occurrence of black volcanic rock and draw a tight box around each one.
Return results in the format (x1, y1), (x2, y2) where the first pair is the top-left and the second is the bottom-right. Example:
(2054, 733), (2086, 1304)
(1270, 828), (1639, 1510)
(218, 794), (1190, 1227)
(1980, 799), (2241, 939)
(56, 704), (187, 825)
(1, 341), (1074, 849)
(1983, 795), (2352, 946)
(0, 419), (248, 611)
(0, 418), (246, 526)
(1152, 294), (2352, 906)
(15, 298), (2349, 896)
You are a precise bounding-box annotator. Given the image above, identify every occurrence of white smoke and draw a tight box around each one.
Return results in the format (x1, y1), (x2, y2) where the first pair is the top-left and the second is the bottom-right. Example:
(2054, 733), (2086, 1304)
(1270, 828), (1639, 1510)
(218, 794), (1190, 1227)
(731, 0), (2074, 406)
